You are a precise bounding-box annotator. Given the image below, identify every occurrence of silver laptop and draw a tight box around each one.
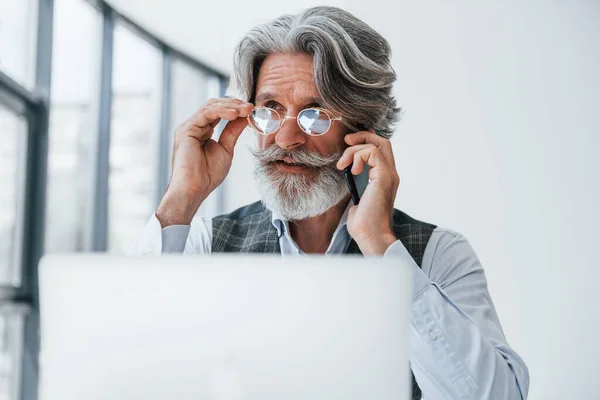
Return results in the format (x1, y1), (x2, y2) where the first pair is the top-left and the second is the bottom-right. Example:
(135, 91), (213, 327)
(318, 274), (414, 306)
(38, 254), (412, 400)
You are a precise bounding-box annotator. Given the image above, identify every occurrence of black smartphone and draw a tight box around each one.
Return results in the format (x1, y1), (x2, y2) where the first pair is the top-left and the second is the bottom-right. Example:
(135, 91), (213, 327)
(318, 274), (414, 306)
(343, 164), (370, 205)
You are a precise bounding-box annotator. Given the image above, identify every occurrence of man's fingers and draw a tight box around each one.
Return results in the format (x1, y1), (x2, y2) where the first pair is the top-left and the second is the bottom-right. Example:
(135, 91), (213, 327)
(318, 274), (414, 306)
(336, 144), (376, 170)
(218, 117), (249, 155)
(345, 130), (395, 161)
(345, 130), (381, 145)
(183, 103), (252, 141)
(351, 152), (366, 175)
(355, 147), (386, 169)
(188, 99), (252, 126)
(206, 97), (250, 109)
(336, 142), (396, 179)
(209, 99), (254, 115)
(195, 107), (239, 131)
(354, 147), (400, 189)
(208, 102), (253, 128)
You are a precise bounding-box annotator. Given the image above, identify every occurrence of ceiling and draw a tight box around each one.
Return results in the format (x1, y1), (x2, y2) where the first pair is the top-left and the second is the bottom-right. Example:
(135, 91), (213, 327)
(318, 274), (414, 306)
(106, 0), (348, 75)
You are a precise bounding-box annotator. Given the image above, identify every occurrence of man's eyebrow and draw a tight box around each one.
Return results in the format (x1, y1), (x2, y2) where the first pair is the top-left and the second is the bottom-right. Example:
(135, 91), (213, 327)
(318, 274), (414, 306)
(255, 92), (276, 103)
(304, 96), (325, 105)
(254, 92), (324, 106)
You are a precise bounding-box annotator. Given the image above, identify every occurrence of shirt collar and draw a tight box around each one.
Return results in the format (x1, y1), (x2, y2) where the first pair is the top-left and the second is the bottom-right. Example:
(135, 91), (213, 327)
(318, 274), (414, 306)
(271, 199), (353, 238)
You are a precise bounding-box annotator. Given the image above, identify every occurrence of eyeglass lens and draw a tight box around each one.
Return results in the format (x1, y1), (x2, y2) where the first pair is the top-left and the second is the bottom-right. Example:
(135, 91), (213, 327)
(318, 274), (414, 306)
(249, 108), (332, 136)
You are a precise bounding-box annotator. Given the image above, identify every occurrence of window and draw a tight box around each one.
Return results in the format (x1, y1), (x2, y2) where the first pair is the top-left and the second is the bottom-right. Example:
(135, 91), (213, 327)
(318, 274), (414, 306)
(1, 1), (229, 400)
(0, 0), (38, 88)
(45, 0), (101, 253)
(0, 105), (27, 287)
(0, 308), (25, 400)
(108, 23), (162, 253)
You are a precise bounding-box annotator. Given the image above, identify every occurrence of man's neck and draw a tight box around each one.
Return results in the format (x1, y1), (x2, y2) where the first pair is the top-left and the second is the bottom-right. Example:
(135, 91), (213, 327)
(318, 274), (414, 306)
(288, 196), (351, 254)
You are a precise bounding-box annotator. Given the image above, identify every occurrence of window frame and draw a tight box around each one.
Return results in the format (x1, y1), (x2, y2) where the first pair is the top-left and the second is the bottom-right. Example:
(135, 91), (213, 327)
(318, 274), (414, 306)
(0, 0), (229, 399)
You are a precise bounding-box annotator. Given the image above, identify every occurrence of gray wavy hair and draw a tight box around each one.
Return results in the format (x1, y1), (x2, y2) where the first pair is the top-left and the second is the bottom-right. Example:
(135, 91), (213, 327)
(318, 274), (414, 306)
(229, 6), (400, 138)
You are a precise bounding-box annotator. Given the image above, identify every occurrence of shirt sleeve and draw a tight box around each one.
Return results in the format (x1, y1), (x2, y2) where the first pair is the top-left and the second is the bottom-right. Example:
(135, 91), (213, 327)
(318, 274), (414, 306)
(133, 213), (213, 255)
(384, 231), (529, 399)
(162, 225), (191, 253)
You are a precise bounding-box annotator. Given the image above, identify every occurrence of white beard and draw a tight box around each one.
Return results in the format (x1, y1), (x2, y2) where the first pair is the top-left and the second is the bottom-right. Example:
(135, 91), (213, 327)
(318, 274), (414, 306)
(251, 145), (348, 221)
(254, 165), (348, 221)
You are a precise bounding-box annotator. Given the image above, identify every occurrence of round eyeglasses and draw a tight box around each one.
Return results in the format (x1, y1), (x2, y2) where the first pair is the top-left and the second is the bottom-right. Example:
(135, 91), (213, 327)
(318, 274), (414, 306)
(247, 107), (343, 136)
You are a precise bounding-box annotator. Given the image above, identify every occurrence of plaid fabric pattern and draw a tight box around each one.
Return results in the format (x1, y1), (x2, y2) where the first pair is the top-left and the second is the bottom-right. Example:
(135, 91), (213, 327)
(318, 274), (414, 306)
(212, 200), (437, 400)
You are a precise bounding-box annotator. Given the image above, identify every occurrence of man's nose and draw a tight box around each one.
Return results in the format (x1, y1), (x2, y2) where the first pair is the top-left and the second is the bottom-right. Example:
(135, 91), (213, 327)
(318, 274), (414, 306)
(275, 118), (306, 150)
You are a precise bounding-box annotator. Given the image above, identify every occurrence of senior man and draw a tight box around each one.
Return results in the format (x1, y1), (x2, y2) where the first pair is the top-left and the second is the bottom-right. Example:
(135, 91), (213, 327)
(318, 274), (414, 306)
(137, 6), (529, 400)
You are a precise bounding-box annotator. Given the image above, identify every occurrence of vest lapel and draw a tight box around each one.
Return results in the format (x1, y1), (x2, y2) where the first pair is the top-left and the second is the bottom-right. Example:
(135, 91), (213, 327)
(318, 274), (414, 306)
(345, 239), (363, 255)
(344, 212), (407, 256)
(260, 219), (281, 253)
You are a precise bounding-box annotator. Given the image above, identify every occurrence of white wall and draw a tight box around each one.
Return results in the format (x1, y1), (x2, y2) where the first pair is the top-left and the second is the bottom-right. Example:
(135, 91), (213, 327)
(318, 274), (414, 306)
(110, 1), (600, 398)
(345, 1), (600, 399)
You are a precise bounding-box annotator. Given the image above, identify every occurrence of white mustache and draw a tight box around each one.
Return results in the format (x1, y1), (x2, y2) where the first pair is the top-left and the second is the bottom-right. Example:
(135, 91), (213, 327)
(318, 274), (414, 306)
(250, 145), (343, 168)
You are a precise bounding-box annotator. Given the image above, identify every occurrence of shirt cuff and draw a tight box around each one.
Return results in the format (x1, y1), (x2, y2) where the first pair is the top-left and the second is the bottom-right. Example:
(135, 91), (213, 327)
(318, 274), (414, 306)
(161, 224), (191, 253)
(384, 240), (432, 300)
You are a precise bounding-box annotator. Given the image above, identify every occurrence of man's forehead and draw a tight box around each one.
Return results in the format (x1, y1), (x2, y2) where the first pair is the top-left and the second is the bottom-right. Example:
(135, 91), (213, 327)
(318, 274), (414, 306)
(254, 53), (321, 103)
(255, 89), (323, 105)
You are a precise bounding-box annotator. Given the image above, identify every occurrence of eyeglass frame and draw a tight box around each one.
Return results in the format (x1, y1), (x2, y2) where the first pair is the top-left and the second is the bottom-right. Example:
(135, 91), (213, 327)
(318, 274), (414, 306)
(247, 106), (348, 137)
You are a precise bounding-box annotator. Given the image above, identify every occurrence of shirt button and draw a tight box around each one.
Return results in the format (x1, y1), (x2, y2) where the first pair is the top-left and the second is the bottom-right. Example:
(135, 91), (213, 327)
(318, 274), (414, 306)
(428, 331), (438, 340)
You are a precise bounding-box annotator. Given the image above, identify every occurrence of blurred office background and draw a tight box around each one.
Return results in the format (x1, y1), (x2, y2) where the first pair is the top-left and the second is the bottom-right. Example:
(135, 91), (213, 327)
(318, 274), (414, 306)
(0, 0), (599, 399)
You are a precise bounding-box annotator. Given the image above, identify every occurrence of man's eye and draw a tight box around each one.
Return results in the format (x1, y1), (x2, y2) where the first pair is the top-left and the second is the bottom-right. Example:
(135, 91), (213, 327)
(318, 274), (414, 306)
(264, 101), (279, 110)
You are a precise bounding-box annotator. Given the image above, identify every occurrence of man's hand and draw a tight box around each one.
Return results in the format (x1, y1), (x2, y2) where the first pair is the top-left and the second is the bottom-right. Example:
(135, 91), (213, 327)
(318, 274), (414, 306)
(336, 130), (399, 255)
(156, 98), (253, 227)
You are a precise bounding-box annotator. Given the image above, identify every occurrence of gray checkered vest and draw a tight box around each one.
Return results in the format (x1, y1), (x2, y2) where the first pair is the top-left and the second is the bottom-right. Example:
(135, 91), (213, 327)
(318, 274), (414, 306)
(212, 201), (436, 400)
